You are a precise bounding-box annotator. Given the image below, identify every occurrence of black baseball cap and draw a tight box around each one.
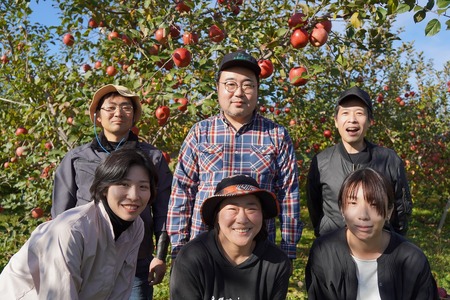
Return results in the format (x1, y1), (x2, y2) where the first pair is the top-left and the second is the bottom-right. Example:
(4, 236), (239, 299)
(337, 86), (373, 116)
(201, 174), (279, 226)
(218, 51), (261, 79)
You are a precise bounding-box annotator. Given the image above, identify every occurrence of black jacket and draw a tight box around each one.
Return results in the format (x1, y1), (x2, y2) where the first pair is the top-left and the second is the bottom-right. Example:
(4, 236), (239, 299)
(307, 141), (412, 236)
(306, 228), (439, 300)
(170, 230), (291, 300)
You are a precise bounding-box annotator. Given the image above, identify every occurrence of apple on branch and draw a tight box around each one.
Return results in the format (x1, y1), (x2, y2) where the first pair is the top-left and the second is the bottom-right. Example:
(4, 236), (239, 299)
(289, 66), (308, 86)
(172, 48), (192, 68)
(63, 33), (75, 46)
(258, 59), (274, 79)
(290, 28), (309, 49)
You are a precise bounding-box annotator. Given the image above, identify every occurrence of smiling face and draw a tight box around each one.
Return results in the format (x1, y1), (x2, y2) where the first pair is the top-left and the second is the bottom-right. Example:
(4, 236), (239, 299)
(217, 194), (263, 255)
(342, 184), (389, 243)
(334, 98), (371, 153)
(96, 94), (135, 142)
(105, 165), (151, 221)
(217, 66), (258, 129)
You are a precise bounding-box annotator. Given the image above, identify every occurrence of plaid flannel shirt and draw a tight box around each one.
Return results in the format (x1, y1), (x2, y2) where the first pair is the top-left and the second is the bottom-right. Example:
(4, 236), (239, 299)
(167, 112), (303, 259)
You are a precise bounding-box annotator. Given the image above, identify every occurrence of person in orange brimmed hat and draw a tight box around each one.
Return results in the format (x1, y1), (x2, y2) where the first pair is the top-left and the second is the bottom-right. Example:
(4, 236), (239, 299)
(170, 174), (291, 300)
(51, 84), (173, 300)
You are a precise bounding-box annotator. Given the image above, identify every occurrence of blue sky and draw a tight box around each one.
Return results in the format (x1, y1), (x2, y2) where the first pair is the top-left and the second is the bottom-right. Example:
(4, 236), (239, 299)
(29, 1), (449, 71)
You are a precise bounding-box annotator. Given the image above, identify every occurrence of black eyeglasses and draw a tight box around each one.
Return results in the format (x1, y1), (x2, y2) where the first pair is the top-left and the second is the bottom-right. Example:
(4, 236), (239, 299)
(220, 81), (256, 94)
(100, 105), (134, 114)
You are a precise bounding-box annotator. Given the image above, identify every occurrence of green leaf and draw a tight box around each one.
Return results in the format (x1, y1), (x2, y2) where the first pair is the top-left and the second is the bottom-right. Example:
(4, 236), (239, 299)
(275, 27), (288, 38)
(387, 0), (399, 14)
(424, 18), (441, 36)
(350, 12), (361, 28)
(425, 0), (435, 10)
(446, 19), (450, 30)
(437, 0), (450, 8)
(396, 3), (412, 13)
(413, 10), (427, 23)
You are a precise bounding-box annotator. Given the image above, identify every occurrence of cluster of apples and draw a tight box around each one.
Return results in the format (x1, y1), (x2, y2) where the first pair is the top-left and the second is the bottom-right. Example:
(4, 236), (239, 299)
(218, 0), (244, 15)
(289, 12), (332, 49)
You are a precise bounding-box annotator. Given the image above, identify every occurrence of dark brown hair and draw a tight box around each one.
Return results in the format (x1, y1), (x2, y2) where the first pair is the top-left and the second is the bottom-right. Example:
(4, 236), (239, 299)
(338, 168), (394, 218)
(90, 148), (158, 205)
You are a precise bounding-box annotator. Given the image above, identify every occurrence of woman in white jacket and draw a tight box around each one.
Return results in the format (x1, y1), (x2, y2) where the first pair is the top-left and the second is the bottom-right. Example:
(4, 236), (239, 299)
(0, 148), (158, 299)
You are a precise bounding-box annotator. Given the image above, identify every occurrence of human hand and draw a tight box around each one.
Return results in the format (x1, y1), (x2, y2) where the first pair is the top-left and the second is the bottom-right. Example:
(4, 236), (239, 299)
(148, 257), (166, 286)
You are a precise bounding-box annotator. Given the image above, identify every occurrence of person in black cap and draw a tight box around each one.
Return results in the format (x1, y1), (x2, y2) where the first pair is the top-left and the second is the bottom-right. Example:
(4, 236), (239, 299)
(167, 50), (302, 265)
(51, 84), (173, 300)
(306, 86), (412, 237)
(170, 174), (291, 300)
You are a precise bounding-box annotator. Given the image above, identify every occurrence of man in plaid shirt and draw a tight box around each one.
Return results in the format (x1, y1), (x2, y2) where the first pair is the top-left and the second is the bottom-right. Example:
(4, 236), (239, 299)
(167, 50), (303, 264)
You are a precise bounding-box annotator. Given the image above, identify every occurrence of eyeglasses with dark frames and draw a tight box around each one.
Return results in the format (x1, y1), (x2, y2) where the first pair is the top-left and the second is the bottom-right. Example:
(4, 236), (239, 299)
(219, 81), (256, 94)
(100, 105), (134, 114)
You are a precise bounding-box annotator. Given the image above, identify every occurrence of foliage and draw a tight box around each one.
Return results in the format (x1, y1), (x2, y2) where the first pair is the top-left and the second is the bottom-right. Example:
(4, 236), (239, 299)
(1, 0), (449, 297)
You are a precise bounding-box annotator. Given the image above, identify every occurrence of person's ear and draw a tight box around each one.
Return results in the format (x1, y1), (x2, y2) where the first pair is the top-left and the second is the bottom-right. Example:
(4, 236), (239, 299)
(96, 112), (102, 124)
(386, 206), (394, 221)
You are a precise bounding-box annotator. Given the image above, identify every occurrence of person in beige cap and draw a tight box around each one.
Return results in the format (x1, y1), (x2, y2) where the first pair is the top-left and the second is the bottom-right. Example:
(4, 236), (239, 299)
(51, 84), (173, 300)
(170, 174), (291, 300)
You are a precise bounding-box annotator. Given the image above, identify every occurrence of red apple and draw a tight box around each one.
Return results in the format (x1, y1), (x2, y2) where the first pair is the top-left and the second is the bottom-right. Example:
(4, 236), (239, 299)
(172, 48), (192, 68)
(258, 59), (274, 79)
(289, 66), (308, 86)
(94, 61), (102, 69)
(44, 142), (53, 150)
(315, 18), (332, 33)
(162, 151), (171, 163)
(108, 31), (120, 41)
(289, 119), (297, 126)
(157, 116), (169, 126)
(67, 116), (74, 125)
(82, 64), (92, 72)
(106, 65), (118, 76)
(0, 205), (4, 213)
(155, 28), (168, 44)
(309, 27), (328, 47)
(155, 106), (170, 120)
(170, 24), (181, 38)
(176, 98), (189, 112)
(4, 162), (9, 168)
(323, 129), (332, 138)
(290, 28), (309, 49)
(259, 106), (267, 113)
(131, 126), (139, 136)
(182, 31), (199, 45)
(15, 126), (28, 136)
(437, 287), (447, 298)
(288, 12), (308, 29)
(149, 44), (160, 56)
(209, 25), (225, 43)
(121, 34), (132, 45)
(376, 93), (384, 103)
(16, 146), (25, 157)
(175, 1), (191, 13)
(88, 18), (98, 28)
(1, 54), (8, 64)
(63, 33), (75, 46)
(31, 207), (44, 219)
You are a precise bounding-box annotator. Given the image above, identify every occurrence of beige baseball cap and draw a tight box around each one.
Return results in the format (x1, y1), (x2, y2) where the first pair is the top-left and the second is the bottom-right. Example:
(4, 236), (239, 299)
(89, 84), (142, 125)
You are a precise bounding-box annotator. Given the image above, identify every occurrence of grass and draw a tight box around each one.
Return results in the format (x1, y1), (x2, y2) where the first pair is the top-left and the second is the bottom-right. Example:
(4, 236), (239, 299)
(1, 196), (449, 299)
